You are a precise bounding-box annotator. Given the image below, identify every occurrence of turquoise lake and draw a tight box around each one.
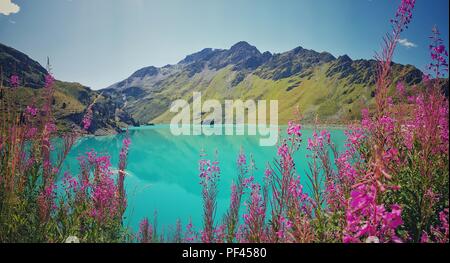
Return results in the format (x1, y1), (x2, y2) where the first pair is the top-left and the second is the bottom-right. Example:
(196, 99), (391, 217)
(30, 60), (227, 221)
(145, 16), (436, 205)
(62, 125), (346, 234)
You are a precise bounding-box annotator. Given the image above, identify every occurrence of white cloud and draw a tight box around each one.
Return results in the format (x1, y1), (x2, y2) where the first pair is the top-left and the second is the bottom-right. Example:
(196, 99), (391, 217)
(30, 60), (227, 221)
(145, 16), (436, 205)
(0, 0), (20, 16)
(397, 38), (418, 48)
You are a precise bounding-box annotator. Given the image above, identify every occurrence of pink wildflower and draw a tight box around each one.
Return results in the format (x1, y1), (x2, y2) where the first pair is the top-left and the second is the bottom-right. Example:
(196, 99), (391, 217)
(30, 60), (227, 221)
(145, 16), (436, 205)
(287, 121), (302, 137)
(277, 143), (289, 157)
(138, 217), (153, 243)
(10, 75), (19, 88)
(26, 105), (38, 117)
(396, 82), (406, 96)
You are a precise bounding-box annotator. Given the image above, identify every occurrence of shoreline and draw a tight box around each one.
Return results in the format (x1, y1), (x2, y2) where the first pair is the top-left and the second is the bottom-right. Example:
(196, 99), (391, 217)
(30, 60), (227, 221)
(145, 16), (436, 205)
(81, 123), (352, 138)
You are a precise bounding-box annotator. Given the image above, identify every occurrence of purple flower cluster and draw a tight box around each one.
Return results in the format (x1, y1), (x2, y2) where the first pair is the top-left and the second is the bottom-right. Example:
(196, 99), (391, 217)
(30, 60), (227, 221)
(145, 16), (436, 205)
(10, 75), (19, 88)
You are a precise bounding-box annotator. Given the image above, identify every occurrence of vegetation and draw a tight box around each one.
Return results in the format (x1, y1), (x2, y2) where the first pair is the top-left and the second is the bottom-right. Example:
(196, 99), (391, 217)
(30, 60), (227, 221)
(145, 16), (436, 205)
(0, 72), (132, 242)
(0, 0), (448, 243)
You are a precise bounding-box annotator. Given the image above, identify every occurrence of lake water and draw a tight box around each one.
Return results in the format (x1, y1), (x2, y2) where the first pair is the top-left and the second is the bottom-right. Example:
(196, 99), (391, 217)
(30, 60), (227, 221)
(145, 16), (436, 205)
(62, 125), (347, 234)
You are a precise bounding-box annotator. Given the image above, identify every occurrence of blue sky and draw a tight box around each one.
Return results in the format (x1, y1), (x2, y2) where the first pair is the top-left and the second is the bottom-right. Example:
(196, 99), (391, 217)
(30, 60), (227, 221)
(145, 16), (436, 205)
(0, 0), (448, 89)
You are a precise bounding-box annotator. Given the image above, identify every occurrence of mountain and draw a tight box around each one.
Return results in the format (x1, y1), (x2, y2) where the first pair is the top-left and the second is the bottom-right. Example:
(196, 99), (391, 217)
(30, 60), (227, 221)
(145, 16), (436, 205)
(0, 43), (47, 89)
(103, 41), (425, 124)
(0, 43), (138, 135)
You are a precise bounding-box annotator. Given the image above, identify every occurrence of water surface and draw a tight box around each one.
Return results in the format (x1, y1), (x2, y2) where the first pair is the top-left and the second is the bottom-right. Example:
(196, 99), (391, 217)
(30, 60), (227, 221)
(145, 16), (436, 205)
(62, 125), (346, 234)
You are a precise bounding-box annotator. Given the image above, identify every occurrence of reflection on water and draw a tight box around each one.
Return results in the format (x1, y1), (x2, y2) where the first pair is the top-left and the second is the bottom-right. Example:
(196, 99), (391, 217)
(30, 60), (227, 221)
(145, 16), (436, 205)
(61, 125), (346, 233)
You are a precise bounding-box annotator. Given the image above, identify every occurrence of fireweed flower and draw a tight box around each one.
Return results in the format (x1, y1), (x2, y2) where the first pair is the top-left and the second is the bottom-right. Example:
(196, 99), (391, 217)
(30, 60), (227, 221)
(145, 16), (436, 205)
(213, 224), (227, 243)
(407, 95), (416, 103)
(243, 176), (255, 189)
(387, 96), (394, 106)
(62, 172), (78, 194)
(276, 216), (293, 241)
(25, 127), (37, 138)
(376, 0), (416, 112)
(118, 135), (131, 212)
(391, 0), (415, 30)
(360, 109), (373, 131)
(37, 182), (58, 222)
(288, 176), (309, 202)
(10, 75), (19, 88)
(184, 219), (198, 243)
(428, 26), (449, 78)
(0, 65), (133, 242)
(420, 207), (448, 243)
(26, 105), (38, 117)
(223, 150), (253, 242)
(320, 129), (331, 144)
(277, 143), (289, 157)
(237, 152), (246, 166)
(91, 172), (118, 221)
(82, 105), (93, 131)
(396, 82), (406, 96)
(264, 168), (272, 179)
(76, 150), (122, 223)
(119, 137), (131, 164)
(344, 184), (404, 243)
(138, 217), (153, 243)
(45, 74), (54, 88)
(242, 183), (267, 243)
(198, 152), (220, 243)
(382, 147), (400, 164)
(307, 130), (331, 152)
(287, 121), (302, 137)
(82, 116), (92, 131)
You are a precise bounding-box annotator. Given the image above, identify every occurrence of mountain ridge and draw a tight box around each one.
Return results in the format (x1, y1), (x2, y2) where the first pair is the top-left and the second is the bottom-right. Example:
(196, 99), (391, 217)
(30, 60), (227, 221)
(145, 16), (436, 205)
(0, 43), (48, 89)
(0, 42), (138, 135)
(103, 41), (426, 125)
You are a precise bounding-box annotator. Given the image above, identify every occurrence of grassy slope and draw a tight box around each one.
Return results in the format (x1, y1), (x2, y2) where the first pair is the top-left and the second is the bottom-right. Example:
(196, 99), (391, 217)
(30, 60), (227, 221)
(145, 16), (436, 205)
(146, 59), (430, 126)
(1, 81), (88, 131)
(149, 64), (377, 125)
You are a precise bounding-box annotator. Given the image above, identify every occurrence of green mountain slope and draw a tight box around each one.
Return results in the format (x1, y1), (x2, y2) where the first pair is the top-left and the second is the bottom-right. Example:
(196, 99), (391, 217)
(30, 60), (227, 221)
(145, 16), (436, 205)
(1, 42), (137, 135)
(103, 42), (424, 125)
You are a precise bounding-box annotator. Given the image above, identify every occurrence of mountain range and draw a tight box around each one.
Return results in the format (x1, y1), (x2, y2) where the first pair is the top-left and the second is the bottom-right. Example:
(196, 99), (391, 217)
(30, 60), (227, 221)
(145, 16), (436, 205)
(2, 41), (447, 131)
(103, 41), (426, 125)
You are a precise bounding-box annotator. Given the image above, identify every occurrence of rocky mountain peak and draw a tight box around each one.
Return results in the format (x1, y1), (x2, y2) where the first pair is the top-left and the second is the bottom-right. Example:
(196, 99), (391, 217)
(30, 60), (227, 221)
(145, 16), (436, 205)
(292, 46), (304, 54)
(179, 48), (219, 64)
(229, 41), (260, 54)
(336, 54), (353, 64)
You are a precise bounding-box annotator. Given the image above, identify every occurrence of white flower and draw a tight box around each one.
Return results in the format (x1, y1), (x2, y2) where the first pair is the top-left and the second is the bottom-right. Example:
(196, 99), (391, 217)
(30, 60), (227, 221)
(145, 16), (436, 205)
(365, 236), (380, 243)
(65, 236), (80, 243)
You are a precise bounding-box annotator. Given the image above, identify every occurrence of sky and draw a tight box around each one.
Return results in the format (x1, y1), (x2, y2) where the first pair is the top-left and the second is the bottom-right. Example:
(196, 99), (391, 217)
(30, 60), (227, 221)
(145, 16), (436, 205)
(0, 0), (449, 90)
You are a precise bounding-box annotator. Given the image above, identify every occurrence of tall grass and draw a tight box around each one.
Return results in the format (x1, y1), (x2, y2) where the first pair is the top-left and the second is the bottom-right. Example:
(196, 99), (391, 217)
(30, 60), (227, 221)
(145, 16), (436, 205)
(0, 68), (131, 242)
